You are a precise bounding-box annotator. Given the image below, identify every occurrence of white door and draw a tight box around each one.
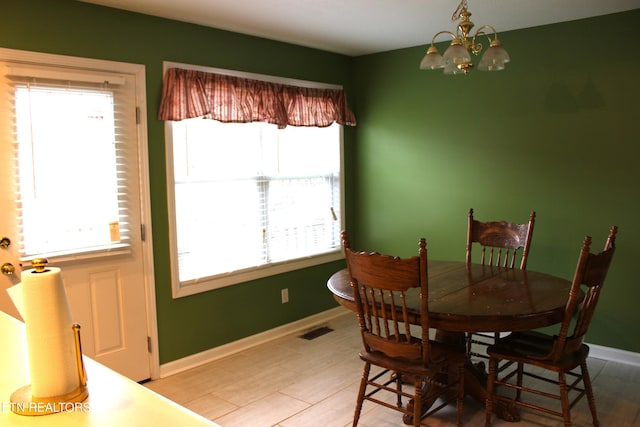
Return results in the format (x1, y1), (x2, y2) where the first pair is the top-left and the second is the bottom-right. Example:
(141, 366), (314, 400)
(0, 49), (155, 382)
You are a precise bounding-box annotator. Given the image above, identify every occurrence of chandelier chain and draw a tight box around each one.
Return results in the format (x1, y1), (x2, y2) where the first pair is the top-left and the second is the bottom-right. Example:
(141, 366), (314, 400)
(451, 0), (468, 21)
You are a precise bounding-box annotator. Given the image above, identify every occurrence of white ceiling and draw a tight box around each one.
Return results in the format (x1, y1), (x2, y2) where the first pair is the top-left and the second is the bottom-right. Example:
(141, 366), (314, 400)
(79, 0), (640, 56)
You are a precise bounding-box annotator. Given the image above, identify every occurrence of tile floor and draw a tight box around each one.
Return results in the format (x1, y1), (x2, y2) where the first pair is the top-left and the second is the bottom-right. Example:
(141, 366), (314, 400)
(145, 311), (640, 426)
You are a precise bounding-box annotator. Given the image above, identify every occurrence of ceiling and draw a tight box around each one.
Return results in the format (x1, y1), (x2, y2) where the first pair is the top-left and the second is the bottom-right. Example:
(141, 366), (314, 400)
(79, 0), (640, 56)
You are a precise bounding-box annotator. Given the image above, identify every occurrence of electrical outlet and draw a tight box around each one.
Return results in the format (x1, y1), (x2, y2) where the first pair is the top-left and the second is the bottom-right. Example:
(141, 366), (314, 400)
(281, 288), (289, 304)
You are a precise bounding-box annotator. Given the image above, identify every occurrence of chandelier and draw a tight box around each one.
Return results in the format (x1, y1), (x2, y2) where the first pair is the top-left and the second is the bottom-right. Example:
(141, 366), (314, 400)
(419, 0), (510, 75)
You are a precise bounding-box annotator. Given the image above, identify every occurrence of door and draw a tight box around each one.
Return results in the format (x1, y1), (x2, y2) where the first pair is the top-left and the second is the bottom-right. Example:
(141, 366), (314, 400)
(0, 49), (155, 382)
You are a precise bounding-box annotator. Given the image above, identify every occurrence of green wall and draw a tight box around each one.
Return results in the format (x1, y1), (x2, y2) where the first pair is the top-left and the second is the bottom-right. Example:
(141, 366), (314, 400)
(351, 10), (640, 352)
(1, 0), (354, 364)
(2, 0), (638, 362)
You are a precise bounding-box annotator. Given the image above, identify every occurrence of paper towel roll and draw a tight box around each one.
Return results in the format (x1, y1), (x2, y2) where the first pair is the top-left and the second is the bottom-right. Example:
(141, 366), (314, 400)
(19, 267), (80, 398)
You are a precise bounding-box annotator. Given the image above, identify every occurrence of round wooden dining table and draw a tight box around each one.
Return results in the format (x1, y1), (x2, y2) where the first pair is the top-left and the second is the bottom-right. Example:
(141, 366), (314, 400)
(327, 260), (573, 422)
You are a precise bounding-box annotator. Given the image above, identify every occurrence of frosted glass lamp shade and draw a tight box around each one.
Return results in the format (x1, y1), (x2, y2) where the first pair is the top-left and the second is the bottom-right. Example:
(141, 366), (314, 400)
(478, 40), (510, 71)
(420, 45), (444, 70)
(442, 41), (471, 74)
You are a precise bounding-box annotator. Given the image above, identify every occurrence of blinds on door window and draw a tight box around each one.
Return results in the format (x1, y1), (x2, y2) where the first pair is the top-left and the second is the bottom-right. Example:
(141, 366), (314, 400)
(0, 63), (137, 260)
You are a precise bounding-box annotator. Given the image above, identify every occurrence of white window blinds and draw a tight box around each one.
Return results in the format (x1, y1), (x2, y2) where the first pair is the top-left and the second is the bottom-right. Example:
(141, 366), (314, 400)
(170, 119), (342, 285)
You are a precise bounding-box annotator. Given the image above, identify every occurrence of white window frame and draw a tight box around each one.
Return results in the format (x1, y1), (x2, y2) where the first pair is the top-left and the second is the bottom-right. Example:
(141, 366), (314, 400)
(164, 61), (345, 298)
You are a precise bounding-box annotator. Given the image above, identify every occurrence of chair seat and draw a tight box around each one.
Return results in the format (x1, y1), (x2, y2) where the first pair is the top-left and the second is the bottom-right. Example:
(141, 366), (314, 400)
(488, 330), (590, 372)
(360, 340), (466, 377)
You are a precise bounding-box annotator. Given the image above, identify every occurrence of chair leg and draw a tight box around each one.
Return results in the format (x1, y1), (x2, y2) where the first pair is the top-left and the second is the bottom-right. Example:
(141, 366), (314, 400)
(395, 372), (403, 408)
(352, 363), (370, 427)
(413, 376), (422, 427)
(485, 357), (498, 427)
(456, 364), (465, 427)
(581, 361), (600, 427)
(558, 371), (571, 427)
(516, 362), (524, 402)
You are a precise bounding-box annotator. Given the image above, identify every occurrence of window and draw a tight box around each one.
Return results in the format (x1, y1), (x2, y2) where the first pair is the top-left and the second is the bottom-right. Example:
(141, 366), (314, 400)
(164, 64), (347, 297)
(16, 84), (123, 256)
(0, 59), (140, 262)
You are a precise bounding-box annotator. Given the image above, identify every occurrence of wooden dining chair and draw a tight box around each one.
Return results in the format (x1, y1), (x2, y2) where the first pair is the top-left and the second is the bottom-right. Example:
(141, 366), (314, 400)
(485, 225), (618, 427)
(342, 231), (466, 427)
(466, 208), (536, 270)
(465, 208), (536, 361)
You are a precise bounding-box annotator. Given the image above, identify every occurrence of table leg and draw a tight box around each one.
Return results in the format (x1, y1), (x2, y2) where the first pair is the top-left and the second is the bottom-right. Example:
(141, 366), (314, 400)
(463, 358), (520, 422)
(399, 331), (521, 425)
(402, 372), (447, 425)
(434, 330), (520, 422)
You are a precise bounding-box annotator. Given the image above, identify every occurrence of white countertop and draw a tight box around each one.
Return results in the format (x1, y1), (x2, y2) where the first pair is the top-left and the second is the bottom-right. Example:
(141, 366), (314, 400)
(0, 311), (219, 426)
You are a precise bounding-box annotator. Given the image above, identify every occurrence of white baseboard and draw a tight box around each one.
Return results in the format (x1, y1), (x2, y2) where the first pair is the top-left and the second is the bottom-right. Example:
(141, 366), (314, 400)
(158, 306), (640, 378)
(158, 306), (350, 378)
(588, 343), (640, 367)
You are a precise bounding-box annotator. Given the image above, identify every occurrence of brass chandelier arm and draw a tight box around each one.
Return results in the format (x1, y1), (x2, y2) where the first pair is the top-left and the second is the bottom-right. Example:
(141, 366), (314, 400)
(470, 25), (500, 55)
(428, 25), (499, 56)
(429, 30), (457, 47)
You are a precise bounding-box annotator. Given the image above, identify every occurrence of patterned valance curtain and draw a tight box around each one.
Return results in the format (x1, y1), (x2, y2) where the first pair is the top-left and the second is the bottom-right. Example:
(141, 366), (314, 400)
(158, 68), (356, 129)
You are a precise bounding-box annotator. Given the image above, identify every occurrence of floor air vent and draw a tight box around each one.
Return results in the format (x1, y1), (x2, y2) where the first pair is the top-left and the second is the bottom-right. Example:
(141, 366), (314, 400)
(300, 326), (333, 340)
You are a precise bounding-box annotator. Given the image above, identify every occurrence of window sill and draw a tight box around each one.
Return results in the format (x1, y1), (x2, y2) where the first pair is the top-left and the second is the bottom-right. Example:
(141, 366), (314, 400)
(171, 250), (344, 298)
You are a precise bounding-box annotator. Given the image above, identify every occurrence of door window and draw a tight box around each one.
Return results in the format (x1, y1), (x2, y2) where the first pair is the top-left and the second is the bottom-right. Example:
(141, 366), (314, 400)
(3, 65), (136, 261)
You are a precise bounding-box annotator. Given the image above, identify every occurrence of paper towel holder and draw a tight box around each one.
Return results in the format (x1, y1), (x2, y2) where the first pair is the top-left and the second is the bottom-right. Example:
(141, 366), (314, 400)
(9, 258), (89, 416)
(10, 323), (89, 415)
